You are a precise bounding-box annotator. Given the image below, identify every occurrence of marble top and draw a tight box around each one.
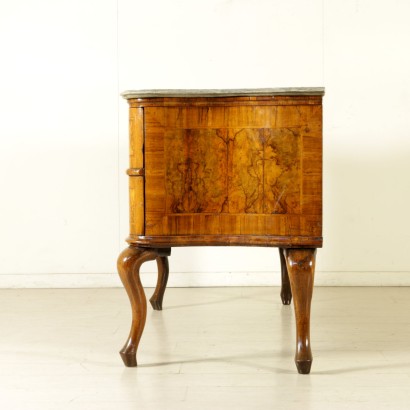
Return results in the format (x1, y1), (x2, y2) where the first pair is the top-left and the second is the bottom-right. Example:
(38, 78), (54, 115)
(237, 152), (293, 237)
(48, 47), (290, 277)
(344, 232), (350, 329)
(121, 88), (325, 99)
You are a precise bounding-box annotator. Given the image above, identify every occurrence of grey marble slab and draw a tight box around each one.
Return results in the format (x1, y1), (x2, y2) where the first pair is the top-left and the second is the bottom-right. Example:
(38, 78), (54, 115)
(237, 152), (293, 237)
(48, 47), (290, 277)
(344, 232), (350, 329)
(121, 87), (325, 99)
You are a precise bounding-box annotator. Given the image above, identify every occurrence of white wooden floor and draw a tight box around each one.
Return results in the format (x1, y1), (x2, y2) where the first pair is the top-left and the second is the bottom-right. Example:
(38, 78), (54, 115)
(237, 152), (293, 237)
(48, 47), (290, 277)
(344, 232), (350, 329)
(1, 287), (410, 409)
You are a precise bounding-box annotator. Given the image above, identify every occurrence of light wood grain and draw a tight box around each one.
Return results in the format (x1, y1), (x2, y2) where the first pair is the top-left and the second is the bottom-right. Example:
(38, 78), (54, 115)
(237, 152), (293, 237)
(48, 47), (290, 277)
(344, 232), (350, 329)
(128, 107), (144, 235)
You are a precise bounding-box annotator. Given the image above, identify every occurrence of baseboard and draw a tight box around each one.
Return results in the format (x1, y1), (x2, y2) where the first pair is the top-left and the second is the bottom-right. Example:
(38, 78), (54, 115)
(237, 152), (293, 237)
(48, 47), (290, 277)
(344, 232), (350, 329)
(0, 271), (410, 288)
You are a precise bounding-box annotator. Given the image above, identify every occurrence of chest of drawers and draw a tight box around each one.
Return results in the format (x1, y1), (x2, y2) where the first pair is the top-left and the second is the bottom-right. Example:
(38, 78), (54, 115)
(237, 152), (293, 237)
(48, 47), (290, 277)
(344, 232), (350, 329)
(117, 88), (324, 374)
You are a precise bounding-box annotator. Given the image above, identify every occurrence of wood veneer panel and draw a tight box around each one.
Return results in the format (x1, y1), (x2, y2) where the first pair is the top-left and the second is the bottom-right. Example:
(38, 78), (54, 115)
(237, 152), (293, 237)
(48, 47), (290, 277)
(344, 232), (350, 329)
(128, 107), (144, 235)
(143, 101), (322, 239)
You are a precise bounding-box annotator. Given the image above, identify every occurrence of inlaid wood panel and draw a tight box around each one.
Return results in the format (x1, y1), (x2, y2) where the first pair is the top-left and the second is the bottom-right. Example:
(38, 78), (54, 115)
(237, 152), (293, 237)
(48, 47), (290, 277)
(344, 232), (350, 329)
(143, 99), (322, 239)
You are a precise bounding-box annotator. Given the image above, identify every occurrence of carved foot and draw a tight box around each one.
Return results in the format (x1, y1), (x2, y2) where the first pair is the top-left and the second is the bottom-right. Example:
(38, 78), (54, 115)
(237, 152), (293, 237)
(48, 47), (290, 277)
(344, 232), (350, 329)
(284, 248), (317, 374)
(117, 246), (158, 367)
(120, 346), (138, 367)
(149, 249), (171, 311)
(295, 359), (312, 375)
(279, 248), (292, 305)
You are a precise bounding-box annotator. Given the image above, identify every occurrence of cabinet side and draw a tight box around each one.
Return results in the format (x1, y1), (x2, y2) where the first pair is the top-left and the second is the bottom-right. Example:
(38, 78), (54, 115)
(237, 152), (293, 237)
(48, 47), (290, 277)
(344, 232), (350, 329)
(128, 106), (145, 235)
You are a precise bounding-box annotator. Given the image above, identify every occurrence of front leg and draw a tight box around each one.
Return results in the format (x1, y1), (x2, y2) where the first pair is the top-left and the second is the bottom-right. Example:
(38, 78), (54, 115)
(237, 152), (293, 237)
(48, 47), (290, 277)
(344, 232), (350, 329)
(279, 248), (292, 305)
(117, 246), (158, 367)
(284, 248), (317, 374)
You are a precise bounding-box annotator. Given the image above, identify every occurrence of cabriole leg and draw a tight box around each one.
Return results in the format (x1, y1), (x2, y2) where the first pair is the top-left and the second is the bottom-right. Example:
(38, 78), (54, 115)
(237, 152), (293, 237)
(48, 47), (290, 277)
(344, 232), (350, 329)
(279, 248), (292, 305)
(117, 246), (158, 367)
(284, 248), (317, 374)
(150, 249), (171, 310)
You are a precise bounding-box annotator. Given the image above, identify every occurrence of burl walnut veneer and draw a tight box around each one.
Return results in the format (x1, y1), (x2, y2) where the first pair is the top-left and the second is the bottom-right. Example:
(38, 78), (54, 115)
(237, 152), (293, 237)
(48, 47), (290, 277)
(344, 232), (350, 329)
(118, 88), (324, 374)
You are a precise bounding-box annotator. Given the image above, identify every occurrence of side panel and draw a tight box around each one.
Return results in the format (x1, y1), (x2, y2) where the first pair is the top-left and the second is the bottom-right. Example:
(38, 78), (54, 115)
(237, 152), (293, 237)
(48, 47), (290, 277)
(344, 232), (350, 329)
(144, 102), (322, 237)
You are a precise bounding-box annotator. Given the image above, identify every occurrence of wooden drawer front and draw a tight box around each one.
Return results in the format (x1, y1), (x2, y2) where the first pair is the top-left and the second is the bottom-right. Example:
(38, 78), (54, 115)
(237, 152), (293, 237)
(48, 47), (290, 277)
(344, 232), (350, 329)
(144, 103), (322, 237)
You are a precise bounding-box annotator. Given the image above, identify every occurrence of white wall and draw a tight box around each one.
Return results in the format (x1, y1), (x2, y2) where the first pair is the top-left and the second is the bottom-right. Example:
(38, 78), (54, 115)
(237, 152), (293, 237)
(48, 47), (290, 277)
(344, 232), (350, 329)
(1, 0), (410, 287)
(0, 0), (119, 285)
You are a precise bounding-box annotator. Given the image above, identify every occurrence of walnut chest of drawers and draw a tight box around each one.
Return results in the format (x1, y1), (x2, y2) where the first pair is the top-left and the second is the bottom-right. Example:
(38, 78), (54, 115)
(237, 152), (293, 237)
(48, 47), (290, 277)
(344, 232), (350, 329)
(117, 88), (324, 374)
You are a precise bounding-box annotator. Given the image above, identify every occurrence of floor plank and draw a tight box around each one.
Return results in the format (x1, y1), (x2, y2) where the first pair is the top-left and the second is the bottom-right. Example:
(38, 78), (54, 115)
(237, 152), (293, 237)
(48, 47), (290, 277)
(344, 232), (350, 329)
(0, 287), (410, 409)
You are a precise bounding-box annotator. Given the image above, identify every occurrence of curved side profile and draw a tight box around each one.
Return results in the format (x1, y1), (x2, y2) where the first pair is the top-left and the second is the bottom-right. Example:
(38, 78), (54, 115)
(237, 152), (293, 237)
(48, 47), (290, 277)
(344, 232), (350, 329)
(149, 255), (170, 311)
(284, 248), (317, 374)
(117, 246), (158, 367)
(279, 248), (292, 305)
